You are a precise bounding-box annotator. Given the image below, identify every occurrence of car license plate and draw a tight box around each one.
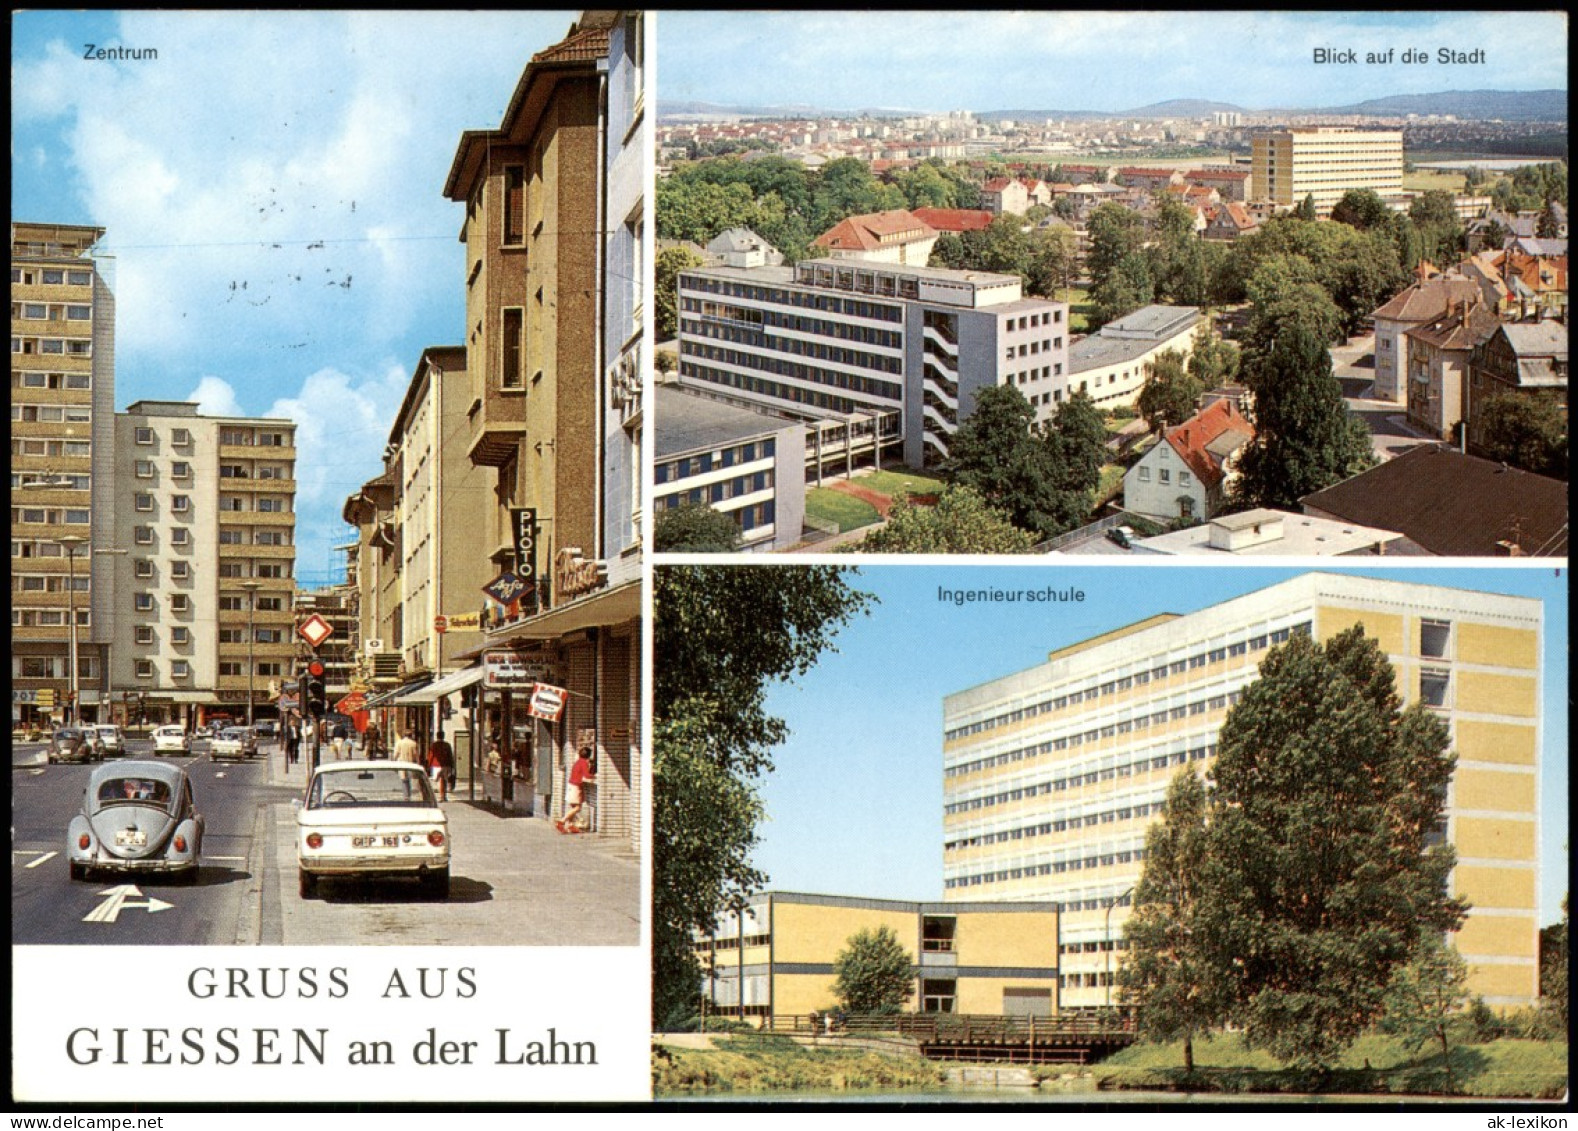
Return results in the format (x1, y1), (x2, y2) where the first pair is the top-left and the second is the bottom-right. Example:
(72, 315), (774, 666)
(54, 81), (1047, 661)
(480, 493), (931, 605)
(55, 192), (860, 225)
(116, 829), (147, 848)
(352, 835), (400, 848)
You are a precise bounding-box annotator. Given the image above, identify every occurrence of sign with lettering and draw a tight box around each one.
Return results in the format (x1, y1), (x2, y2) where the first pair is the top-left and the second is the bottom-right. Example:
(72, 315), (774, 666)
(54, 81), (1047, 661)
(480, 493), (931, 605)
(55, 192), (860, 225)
(554, 547), (607, 603)
(443, 612), (481, 630)
(483, 650), (556, 689)
(482, 571), (528, 607)
(527, 683), (567, 722)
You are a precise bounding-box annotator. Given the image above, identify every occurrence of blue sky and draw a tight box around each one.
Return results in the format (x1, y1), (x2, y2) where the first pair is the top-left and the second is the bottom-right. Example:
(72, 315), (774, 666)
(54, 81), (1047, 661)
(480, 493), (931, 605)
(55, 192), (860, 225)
(11, 10), (581, 584)
(750, 563), (1569, 927)
(658, 11), (1568, 112)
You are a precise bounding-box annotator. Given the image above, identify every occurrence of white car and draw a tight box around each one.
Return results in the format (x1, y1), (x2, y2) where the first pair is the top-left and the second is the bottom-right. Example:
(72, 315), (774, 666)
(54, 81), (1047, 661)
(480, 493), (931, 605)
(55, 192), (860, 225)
(297, 761), (449, 900)
(211, 727), (258, 760)
(152, 726), (193, 755)
(91, 724), (126, 756)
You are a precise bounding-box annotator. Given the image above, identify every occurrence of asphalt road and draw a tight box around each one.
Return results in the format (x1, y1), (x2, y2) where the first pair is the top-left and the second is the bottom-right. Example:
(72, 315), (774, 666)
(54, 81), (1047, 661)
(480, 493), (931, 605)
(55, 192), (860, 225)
(11, 739), (296, 945)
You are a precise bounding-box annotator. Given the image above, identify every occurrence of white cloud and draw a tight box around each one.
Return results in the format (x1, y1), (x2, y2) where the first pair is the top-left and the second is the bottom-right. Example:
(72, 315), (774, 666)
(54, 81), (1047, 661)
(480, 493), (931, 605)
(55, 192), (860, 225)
(186, 375), (245, 417)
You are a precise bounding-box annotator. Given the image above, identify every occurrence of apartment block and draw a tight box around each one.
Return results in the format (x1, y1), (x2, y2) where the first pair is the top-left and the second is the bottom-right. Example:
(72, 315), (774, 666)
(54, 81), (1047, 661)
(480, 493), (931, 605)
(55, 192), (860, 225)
(11, 223), (116, 726)
(112, 401), (298, 728)
(697, 892), (1061, 1024)
(1252, 126), (1404, 218)
(676, 258), (1069, 468)
(942, 574), (1542, 1009)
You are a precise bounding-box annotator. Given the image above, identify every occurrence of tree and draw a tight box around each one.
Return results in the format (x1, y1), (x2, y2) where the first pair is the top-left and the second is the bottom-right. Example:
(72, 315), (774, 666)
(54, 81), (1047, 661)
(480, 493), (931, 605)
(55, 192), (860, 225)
(1409, 190), (1466, 266)
(854, 485), (1036, 553)
(1204, 627), (1467, 1070)
(1380, 935), (1471, 1088)
(654, 502), (741, 553)
(655, 245), (704, 342)
(652, 568), (874, 1026)
(832, 926), (914, 1015)
(1540, 893), (1568, 1029)
(1295, 193), (1318, 221)
(1038, 390), (1108, 531)
(1477, 393), (1568, 479)
(1091, 251), (1154, 327)
(1027, 224), (1078, 298)
(1234, 323), (1374, 508)
(1186, 324), (1240, 390)
(1329, 189), (1391, 231)
(1136, 348), (1203, 434)
(1121, 769), (1224, 1074)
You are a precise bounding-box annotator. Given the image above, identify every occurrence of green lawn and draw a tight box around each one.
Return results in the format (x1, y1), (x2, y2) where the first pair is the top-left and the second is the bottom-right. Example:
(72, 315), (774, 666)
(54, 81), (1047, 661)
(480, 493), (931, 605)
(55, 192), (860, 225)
(859, 468), (945, 500)
(1056, 286), (1094, 334)
(805, 488), (880, 533)
(1403, 167), (1468, 194)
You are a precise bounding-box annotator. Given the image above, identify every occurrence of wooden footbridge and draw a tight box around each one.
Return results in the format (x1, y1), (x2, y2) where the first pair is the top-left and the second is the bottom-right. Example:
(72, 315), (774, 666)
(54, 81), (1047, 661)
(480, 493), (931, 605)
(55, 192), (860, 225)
(765, 1012), (1137, 1065)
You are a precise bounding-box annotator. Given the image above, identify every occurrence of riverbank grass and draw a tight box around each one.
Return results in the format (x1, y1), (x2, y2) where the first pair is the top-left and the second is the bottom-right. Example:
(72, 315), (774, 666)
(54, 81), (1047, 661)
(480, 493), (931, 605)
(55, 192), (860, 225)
(653, 1033), (948, 1096)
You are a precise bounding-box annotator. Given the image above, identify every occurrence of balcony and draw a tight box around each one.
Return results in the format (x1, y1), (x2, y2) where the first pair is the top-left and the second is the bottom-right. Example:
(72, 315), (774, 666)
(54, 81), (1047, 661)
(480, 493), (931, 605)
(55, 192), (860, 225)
(218, 543), (295, 560)
(213, 510), (296, 526)
(219, 443), (298, 461)
(465, 394), (528, 468)
(216, 476), (298, 494)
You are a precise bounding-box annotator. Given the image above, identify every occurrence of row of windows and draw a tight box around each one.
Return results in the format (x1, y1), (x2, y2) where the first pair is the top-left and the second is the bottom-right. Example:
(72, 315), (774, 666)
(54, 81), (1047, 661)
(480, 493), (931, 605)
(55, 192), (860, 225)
(1004, 337), (1063, 361)
(12, 574), (90, 593)
(15, 656), (97, 680)
(944, 623), (1309, 742)
(12, 302), (91, 321)
(11, 266), (94, 287)
(684, 337), (904, 399)
(682, 361), (875, 417)
(1135, 465), (1192, 487)
(682, 274), (904, 323)
(12, 369), (93, 390)
(12, 608), (91, 628)
(13, 506), (90, 526)
(219, 463), (293, 480)
(12, 336), (92, 357)
(13, 539), (88, 559)
(11, 473), (90, 491)
(13, 438), (91, 459)
(947, 739), (1223, 814)
(13, 403), (92, 424)
(660, 470), (774, 504)
(654, 438), (776, 485)
(686, 313), (906, 377)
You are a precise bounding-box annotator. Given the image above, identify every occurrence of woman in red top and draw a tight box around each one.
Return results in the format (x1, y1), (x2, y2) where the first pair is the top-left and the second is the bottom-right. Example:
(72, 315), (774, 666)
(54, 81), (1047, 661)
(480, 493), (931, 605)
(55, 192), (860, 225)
(558, 747), (596, 833)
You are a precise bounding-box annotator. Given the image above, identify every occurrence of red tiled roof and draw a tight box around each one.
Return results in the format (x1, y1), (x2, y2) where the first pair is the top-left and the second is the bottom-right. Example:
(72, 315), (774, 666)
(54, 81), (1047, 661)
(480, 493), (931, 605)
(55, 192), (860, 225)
(912, 207), (996, 233)
(982, 177), (1014, 193)
(1164, 400), (1255, 489)
(1405, 299), (1500, 352)
(1119, 167), (1180, 179)
(813, 209), (936, 252)
(1371, 274), (1482, 323)
(531, 25), (609, 64)
(1186, 169), (1249, 181)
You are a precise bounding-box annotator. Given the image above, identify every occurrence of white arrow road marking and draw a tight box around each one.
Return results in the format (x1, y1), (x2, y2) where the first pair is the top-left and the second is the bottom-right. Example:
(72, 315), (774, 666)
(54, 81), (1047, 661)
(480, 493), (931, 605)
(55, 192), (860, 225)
(214, 772), (226, 778)
(25, 852), (58, 868)
(84, 884), (175, 923)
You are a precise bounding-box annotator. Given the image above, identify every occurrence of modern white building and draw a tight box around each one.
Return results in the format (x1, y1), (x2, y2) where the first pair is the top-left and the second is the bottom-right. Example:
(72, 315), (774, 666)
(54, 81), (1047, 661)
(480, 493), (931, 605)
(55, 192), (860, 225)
(1252, 126), (1404, 218)
(1068, 305), (1200, 410)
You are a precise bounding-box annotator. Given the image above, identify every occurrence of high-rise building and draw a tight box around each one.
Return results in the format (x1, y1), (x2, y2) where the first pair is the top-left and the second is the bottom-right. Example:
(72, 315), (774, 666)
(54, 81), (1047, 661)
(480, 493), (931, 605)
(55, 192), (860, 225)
(942, 574), (1542, 1009)
(11, 223), (116, 727)
(1252, 126), (1403, 218)
(676, 258), (1070, 467)
(110, 401), (298, 728)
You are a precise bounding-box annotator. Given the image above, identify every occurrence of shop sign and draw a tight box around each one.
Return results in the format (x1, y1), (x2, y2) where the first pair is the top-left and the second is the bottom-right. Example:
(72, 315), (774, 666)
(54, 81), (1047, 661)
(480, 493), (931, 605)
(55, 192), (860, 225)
(527, 683), (568, 722)
(483, 650), (555, 688)
(13, 690), (38, 703)
(483, 572), (528, 607)
(443, 612), (481, 631)
(554, 547), (607, 603)
(335, 692), (367, 714)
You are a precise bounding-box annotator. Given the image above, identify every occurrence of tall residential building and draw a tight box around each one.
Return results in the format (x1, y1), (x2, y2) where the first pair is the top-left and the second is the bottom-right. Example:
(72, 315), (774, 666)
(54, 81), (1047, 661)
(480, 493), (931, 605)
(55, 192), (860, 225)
(676, 258), (1069, 467)
(110, 402), (297, 728)
(11, 223), (116, 727)
(942, 574), (1542, 1010)
(1252, 126), (1403, 218)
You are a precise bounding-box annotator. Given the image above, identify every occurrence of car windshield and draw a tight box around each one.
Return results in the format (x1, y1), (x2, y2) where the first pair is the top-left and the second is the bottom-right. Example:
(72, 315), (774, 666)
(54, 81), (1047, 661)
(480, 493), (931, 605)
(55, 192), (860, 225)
(97, 777), (173, 808)
(308, 767), (435, 809)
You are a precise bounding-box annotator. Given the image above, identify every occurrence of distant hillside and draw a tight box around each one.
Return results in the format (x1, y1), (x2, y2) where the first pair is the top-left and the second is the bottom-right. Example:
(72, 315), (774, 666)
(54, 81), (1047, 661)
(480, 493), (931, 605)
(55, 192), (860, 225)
(1323, 89), (1566, 122)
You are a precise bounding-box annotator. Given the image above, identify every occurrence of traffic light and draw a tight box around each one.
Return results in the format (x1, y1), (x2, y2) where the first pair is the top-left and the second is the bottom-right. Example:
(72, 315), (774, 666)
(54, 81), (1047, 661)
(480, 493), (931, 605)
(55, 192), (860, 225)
(305, 660), (328, 718)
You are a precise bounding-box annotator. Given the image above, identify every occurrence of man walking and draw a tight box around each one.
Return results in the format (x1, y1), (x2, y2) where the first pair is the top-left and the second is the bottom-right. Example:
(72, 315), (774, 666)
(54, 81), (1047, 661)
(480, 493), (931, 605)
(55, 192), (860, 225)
(394, 728), (421, 765)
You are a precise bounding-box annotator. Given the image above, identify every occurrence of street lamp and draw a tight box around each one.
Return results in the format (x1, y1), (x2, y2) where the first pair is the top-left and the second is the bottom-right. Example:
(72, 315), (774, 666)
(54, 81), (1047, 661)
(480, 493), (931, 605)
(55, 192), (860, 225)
(1104, 885), (1136, 1013)
(241, 580), (262, 729)
(56, 535), (89, 726)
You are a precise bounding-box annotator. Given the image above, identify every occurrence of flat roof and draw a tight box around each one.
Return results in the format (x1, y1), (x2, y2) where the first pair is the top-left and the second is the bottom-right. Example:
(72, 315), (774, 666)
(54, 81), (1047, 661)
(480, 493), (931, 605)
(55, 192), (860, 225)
(1133, 512), (1414, 556)
(655, 385), (798, 458)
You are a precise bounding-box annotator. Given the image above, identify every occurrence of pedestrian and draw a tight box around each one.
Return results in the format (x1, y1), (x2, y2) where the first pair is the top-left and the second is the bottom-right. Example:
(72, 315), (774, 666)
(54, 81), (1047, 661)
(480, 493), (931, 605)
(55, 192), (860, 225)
(283, 716), (300, 767)
(427, 736), (455, 802)
(557, 745), (596, 833)
(331, 722), (347, 760)
(364, 722), (383, 759)
(393, 728), (421, 765)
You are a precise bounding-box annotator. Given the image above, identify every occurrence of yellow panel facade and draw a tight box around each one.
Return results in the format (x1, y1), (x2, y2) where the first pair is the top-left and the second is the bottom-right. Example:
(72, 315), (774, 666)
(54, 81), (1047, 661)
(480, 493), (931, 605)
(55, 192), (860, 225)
(1456, 623), (1539, 670)
(955, 978), (1056, 1016)
(1456, 672), (1537, 718)
(1456, 913), (1538, 960)
(772, 972), (843, 1016)
(1454, 767), (1536, 814)
(1456, 720), (1538, 766)
(1454, 816), (1536, 861)
(1453, 865), (1535, 910)
(956, 912), (1059, 967)
(1317, 607), (1404, 655)
(771, 902), (918, 966)
(1464, 963), (1539, 1002)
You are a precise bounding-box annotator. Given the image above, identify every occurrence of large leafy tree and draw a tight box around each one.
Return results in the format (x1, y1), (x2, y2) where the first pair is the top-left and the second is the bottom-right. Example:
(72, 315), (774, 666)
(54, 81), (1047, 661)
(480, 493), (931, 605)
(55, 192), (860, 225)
(1121, 769), (1224, 1074)
(1234, 323), (1374, 509)
(1186, 324), (1240, 390)
(1476, 393), (1568, 480)
(1136, 348), (1203, 434)
(855, 485), (1035, 554)
(652, 568), (873, 1026)
(655, 245), (704, 342)
(653, 502), (741, 553)
(833, 926), (914, 1015)
(1329, 188), (1392, 231)
(1204, 627), (1467, 1070)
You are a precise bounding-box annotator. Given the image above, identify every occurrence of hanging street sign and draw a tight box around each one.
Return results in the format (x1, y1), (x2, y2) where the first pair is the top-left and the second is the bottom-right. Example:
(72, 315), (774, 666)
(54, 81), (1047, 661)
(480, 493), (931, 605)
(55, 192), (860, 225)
(297, 614), (334, 648)
(527, 682), (568, 722)
(482, 571), (528, 607)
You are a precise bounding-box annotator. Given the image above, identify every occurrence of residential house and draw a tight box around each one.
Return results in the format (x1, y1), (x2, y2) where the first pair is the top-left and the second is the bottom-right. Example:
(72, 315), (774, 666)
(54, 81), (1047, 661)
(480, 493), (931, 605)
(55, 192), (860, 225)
(1369, 271), (1483, 404)
(1465, 320), (1569, 457)
(706, 227), (783, 269)
(812, 209), (938, 265)
(980, 177), (1030, 216)
(1404, 297), (1500, 440)
(1122, 398), (1253, 522)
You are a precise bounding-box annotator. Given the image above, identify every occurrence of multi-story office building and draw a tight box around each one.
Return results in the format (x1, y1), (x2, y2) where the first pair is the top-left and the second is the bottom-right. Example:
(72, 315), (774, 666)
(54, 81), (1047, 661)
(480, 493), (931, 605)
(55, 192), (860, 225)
(942, 574), (1542, 1009)
(110, 401), (297, 728)
(676, 258), (1070, 467)
(1252, 126), (1403, 218)
(11, 222), (116, 727)
(696, 892), (1061, 1024)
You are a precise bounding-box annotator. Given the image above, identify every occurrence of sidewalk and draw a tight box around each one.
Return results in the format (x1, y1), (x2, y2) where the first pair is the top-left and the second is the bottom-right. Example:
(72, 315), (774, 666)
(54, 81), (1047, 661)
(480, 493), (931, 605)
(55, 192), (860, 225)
(259, 744), (640, 946)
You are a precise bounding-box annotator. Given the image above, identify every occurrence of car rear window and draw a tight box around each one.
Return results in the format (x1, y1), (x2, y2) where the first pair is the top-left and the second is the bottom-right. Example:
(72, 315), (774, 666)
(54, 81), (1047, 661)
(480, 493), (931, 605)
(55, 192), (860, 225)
(308, 768), (435, 809)
(98, 777), (173, 806)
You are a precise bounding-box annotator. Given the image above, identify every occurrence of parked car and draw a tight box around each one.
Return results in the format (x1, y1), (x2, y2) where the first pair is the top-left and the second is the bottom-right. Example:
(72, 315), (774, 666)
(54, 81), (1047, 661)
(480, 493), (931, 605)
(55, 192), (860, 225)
(152, 725), (193, 755)
(254, 719), (279, 739)
(67, 759), (203, 882)
(211, 727), (259, 760)
(1106, 525), (1136, 549)
(296, 761), (449, 899)
(48, 727), (99, 764)
(91, 724), (126, 756)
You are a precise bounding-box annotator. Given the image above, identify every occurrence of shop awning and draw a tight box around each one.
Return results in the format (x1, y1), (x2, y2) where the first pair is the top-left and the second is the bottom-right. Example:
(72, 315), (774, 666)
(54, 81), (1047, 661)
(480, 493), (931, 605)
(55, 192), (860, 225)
(362, 675), (433, 710)
(394, 665), (485, 705)
(453, 579), (641, 659)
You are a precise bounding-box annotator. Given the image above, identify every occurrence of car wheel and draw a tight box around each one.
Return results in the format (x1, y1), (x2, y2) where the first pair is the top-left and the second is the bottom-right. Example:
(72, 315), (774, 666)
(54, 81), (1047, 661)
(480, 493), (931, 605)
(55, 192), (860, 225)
(69, 861), (88, 882)
(421, 868), (450, 900)
(299, 869), (317, 899)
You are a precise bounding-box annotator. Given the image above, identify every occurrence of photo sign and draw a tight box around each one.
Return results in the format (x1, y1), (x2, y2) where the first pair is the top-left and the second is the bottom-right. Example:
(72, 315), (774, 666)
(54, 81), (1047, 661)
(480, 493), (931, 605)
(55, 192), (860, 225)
(512, 507), (539, 615)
